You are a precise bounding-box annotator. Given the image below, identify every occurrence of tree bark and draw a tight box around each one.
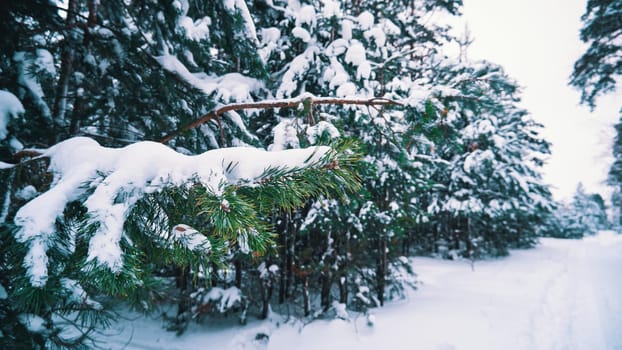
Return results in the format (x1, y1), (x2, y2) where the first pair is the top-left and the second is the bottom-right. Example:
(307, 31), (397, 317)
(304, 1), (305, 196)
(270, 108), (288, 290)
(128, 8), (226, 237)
(321, 267), (331, 311)
(376, 232), (387, 306)
(302, 275), (310, 317)
(234, 257), (242, 288)
(52, 0), (79, 141)
(258, 265), (273, 319)
(175, 265), (191, 324)
(338, 273), (348, 304)
(338, 231), (350, 304)
(278, 213), (293, 303)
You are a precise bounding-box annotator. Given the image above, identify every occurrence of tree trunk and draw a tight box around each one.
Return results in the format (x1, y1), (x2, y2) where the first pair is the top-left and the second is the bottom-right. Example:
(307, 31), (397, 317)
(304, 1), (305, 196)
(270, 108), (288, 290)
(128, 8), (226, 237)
(376, 232), (387, 306)
(279, 212), (294, 303)
(402, 228), (411, 255)
(465, 216), (472, 259)
(210, 262), (218, 287)
(286, 229), (294, 301)
(338, 230), (350, 304)
(338, 274), (348, 304)
(234, 257), (242, 288)
(52, 0), (79, 141)
(258, 266), (273, 319)
(69, 0), (100, 137)
(321, 268), (331, 311)
(320, 229), (334, 311)
(302, 275), (310, 317)
(175, 266), (191, 324)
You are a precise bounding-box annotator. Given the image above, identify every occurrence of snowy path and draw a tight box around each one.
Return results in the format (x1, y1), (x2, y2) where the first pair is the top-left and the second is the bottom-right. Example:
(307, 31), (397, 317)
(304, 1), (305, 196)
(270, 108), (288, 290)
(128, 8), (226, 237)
(103, 231), (622, 350)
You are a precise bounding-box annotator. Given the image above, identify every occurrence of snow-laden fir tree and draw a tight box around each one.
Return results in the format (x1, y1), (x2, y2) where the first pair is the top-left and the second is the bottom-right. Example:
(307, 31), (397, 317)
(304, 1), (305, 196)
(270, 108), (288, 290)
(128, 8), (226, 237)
(0, 0), (268, 155)
(423, 59), (554, 257)
(542, 183), (610, 238)
(254, 0), (462, 309)
(570, 183), (609, 235)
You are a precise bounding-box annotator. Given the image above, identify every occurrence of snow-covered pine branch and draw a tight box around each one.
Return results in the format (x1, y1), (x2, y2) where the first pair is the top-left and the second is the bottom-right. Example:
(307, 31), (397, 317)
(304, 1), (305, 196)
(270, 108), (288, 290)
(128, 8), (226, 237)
(8, 137), (359, 287)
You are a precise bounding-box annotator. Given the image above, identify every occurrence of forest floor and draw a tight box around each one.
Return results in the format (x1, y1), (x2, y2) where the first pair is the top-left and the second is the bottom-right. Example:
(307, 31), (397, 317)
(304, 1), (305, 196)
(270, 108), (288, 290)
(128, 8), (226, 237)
(101, 231), (622, 350)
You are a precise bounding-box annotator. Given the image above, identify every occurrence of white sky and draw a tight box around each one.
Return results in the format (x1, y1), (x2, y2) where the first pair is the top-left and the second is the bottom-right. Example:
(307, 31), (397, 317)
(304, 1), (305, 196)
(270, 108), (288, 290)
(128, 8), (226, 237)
(456, 0), (620, 201)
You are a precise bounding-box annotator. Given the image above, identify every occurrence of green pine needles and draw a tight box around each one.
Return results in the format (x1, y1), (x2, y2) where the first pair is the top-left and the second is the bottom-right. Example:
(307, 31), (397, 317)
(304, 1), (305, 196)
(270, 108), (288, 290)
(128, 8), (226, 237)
(0, 140), (361, 348)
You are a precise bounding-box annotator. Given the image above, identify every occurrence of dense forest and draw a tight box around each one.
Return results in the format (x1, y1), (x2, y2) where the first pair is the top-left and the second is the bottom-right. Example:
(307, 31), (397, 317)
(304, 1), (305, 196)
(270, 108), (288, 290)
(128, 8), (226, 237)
(0, 0), (618, 348)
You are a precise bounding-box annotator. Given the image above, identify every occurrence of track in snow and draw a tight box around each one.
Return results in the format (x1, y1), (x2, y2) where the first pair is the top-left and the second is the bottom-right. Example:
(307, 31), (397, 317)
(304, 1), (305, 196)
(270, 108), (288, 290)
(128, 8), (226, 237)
(102, 231), (622, 350)
(270, 231), (622, 350)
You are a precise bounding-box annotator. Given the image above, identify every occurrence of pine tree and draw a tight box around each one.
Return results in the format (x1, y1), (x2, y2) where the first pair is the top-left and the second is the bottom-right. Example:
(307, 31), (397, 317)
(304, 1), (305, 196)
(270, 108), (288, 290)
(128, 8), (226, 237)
(543, 184), (610, 238)
(542, 202), (585, 239)
(570, 0), (622, 109)
(258, 0), (462, 308)
(425, 59), (554, 257)
(571, 0), (622, 228)
(608, 120), (622, 227)
(0, 0), (268, 157)
(571, 183), (609, 234)
(0, 138), (360, 347)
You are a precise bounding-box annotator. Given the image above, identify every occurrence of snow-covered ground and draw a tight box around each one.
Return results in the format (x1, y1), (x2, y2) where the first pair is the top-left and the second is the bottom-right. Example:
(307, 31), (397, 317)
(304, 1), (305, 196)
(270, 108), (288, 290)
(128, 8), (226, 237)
(101, 231), (622, 350)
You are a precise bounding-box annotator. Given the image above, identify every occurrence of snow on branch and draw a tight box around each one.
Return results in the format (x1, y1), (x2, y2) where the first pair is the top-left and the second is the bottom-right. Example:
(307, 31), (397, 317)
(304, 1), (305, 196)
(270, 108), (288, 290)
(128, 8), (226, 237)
(12, 137), (333, 287)
(160, 94), (403, 143)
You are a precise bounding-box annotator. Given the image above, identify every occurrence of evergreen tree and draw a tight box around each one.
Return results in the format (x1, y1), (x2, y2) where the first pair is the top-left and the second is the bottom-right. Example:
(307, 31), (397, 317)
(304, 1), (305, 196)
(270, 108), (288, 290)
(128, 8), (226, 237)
(608, 120), (622, 227)
(570, 0), (622, 109)
(571, 0), (622, 227)
(571, 183), (609, 234)
(0, 138), (360, 347)
(542, 202), (585, 239)
(423, 59), (553, 257)
(0, 0), (268, 157)
(543, 184), (609, 238)
(260, 0), (461, 308)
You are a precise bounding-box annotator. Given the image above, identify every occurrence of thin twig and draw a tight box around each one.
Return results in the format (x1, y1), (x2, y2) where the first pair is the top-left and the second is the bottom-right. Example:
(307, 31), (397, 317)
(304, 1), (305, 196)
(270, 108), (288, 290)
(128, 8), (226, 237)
(159, 96), (403, 144)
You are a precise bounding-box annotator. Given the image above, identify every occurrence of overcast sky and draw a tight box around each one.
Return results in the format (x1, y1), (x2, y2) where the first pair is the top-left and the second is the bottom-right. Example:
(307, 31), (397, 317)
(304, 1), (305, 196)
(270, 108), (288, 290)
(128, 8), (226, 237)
(456, 0), (620, 201)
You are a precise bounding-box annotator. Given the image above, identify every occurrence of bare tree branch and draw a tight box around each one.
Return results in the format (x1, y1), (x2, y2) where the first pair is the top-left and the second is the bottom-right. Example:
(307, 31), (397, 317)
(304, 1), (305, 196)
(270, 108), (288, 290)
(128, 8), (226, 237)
(3, 97), (402, 165)
(159, 95), (403, 144)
